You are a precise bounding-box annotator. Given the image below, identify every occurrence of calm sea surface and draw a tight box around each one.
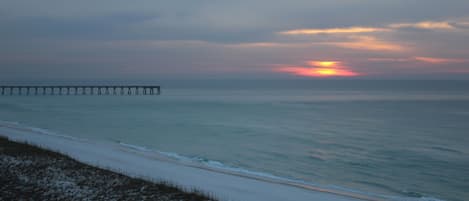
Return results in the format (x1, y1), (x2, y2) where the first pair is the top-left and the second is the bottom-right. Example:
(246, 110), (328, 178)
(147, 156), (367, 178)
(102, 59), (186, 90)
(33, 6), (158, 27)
(1, 80), (468, 201)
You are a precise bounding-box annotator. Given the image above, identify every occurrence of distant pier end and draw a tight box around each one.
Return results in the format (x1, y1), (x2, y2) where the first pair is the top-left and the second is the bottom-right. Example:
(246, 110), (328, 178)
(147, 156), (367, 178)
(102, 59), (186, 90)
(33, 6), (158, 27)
(0, 86), (161, 96)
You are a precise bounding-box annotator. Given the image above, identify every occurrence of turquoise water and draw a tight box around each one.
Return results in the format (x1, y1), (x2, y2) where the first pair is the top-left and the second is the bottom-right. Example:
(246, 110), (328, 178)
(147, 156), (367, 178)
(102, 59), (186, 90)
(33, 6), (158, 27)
(1, 80), (468, 201)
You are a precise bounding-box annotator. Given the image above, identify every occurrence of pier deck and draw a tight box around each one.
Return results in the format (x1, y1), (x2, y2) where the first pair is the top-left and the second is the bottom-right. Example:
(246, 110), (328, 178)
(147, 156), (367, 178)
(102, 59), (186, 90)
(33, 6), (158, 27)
(0, 86), (161, 96)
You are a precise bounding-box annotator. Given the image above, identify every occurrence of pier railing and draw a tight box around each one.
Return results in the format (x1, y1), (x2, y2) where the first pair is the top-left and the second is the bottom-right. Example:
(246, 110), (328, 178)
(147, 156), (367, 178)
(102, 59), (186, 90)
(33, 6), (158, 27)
(0, 86), (161, 96)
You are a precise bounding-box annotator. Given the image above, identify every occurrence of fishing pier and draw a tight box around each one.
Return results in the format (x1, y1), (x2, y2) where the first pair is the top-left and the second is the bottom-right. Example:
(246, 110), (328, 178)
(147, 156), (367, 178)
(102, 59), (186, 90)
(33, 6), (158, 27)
(0, 86), (161, 96)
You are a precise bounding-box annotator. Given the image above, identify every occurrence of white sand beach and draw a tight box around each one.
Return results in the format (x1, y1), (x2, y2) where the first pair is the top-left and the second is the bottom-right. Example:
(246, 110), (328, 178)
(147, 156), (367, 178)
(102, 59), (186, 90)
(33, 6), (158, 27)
(0, 122), (372, 201)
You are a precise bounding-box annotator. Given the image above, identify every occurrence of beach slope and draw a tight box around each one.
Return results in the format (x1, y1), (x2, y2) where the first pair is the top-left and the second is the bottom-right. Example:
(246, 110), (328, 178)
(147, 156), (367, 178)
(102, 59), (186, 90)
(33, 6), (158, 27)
(0, 123), (365, 201)
(0, 136), (214, 201)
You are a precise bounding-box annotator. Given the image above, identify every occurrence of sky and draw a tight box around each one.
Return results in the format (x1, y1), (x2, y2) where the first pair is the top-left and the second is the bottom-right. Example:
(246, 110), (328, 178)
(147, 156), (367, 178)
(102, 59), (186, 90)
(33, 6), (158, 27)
(1, 0), (469, 81)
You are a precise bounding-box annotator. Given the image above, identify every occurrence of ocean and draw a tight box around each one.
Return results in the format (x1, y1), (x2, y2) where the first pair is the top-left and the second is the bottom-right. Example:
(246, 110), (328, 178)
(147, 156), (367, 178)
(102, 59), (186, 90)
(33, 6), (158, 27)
(1, 80), (468, 201)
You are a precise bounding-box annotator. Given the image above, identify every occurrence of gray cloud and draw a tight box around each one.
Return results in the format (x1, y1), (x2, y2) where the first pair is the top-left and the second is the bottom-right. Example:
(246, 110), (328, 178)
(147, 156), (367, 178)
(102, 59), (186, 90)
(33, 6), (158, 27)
(1, 0), (469, 80)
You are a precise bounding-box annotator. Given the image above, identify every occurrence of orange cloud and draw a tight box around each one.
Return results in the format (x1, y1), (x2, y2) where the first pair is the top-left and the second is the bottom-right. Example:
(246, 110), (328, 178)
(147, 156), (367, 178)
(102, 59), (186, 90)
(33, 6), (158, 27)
(279, 20), (458, 39)
(279, 27), (389, 35)
(279, 21), (456, 36)
(322, 36), (406, 52)
(276, 61), (359, 77)
(414, 57), (466, 64)
(368, 57), (468, 64)
(389, 21), (455, 30)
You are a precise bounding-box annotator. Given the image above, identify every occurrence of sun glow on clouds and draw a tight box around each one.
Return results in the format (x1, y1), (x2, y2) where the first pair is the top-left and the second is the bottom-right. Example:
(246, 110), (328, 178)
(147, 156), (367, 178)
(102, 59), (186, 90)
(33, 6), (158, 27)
(279, 20), (461, 36)
(279, 27), (389, 35)
(323, 36), (406, 52)
(271, 19), (469, 77)
(276, 61), (359, 77)
(277, 20), (467, 52)
(308, 61), (339, 67)
(368, 57), (467, 64)
(414, 57), (466, 64)
(389, 21), (455, 30)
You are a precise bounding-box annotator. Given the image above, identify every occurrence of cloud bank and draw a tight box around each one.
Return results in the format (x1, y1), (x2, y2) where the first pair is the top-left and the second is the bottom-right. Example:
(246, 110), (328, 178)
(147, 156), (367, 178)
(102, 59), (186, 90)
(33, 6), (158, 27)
(1, 0), (469, 80)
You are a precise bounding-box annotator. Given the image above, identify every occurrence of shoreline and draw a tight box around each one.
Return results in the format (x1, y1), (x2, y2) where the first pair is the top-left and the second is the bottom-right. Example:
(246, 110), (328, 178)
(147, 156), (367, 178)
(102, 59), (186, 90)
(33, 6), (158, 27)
(0, 122), (369, 201)
(0, 136), (214, 201)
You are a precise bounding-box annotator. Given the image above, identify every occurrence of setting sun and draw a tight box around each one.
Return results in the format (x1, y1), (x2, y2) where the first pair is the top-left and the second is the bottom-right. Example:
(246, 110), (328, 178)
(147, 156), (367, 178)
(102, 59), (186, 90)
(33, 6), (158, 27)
(276, 60), (359, 77)
(276, 66), (359, 77)
(309, 61), (340, 67)
(316, 68), (337, 75)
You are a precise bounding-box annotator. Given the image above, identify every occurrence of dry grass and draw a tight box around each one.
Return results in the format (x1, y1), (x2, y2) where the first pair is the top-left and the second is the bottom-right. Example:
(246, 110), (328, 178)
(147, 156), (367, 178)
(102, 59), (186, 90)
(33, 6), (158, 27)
(0, 136), (217, 201)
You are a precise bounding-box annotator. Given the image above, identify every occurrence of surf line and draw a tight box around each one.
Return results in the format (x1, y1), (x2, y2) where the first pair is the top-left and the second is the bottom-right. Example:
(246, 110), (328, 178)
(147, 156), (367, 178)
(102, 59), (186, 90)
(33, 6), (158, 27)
(0, 122), (385, 201)
(119, 144), (387, 201)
